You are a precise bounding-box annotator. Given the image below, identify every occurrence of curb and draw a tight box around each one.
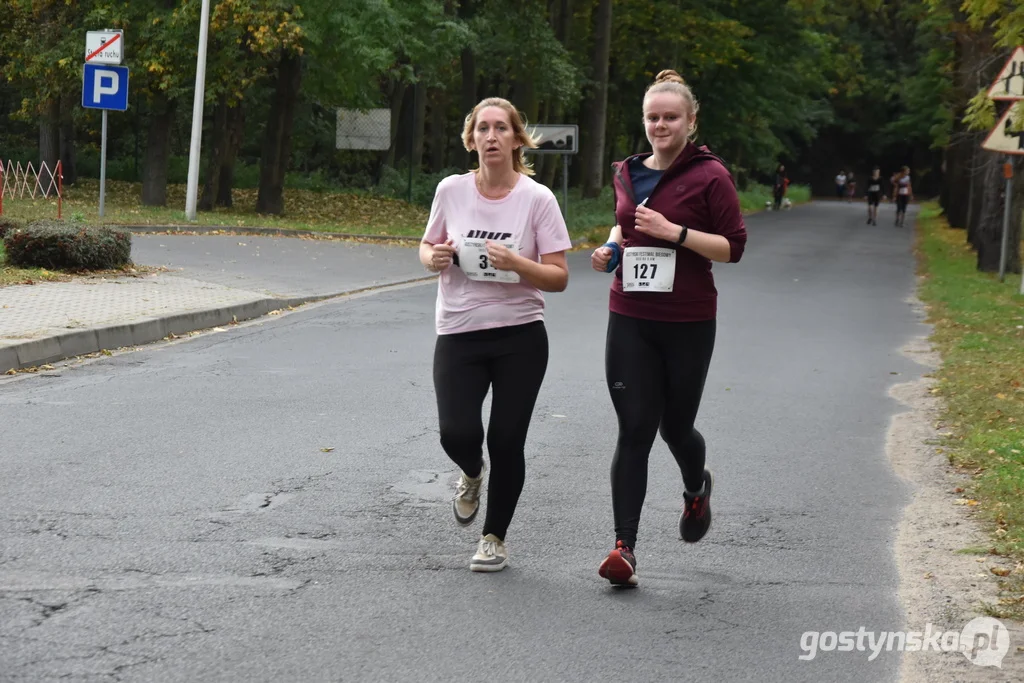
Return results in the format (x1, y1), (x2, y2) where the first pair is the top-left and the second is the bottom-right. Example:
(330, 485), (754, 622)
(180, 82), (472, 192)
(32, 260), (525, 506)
(0, 275), (436, 374)
(119, 225), (421, 244)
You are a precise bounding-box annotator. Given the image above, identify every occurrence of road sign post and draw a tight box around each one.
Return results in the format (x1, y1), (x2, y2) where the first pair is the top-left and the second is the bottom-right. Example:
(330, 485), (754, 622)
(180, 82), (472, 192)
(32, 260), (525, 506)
(982, 48), (1024, 286)
(525, 125), (579, 221)
(999, 159), (1013, 282)
(83, 31), (127, 219)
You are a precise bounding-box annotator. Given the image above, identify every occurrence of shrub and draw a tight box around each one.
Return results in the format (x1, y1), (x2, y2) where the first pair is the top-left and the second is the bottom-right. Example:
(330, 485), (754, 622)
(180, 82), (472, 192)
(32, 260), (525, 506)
(374, 165), (463, 207)
(0, 217), (21, 240)
(2, 220), (132, 270)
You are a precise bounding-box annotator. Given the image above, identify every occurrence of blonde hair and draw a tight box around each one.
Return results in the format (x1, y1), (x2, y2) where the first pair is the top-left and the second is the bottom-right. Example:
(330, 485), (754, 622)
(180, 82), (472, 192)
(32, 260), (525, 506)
(644, 69), (699, 140)
(461, 97), (538, 176)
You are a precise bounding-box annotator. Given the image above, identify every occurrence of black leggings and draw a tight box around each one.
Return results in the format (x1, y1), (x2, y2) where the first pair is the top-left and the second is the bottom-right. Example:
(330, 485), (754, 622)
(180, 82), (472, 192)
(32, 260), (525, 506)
(605, 312), (716, 549)
(433, 321), (548, 540)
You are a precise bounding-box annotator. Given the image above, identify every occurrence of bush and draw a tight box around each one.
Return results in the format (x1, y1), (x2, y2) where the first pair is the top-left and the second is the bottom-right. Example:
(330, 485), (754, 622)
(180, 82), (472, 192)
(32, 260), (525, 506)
(374, 165), (463, 207)
(2, 220), (132, 270)
(0, 217), (22, 240)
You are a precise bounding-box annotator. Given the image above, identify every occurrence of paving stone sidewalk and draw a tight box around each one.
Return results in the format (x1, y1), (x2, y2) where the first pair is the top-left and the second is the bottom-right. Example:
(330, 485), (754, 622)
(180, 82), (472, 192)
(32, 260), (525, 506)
(0, 234), (431, 373)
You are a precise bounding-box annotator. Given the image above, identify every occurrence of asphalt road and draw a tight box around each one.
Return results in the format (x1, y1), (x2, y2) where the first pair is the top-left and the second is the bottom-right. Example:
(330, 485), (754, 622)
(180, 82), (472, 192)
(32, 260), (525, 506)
(1, 201), (928, 682)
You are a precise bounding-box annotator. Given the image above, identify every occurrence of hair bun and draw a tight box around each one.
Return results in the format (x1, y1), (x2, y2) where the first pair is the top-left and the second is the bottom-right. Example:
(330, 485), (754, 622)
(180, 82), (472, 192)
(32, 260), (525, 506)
(654, 69), (685, 85)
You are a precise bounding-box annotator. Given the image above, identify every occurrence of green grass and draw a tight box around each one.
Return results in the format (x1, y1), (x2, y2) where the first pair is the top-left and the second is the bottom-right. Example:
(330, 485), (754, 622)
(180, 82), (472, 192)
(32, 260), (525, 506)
(916, 202), (1024, 618)
(0, 178), (812, 247)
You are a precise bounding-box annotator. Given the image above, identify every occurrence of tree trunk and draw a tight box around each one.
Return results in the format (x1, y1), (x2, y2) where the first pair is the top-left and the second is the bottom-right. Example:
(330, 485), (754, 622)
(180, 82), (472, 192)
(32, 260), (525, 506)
(456, 49), (476, 169)
(966, 139), (984, 248)
(976, 153), (1011, 272)
(39, 98), (60, 194)
(539, 0), (572, 189)
(580, 0), (612, 198)
(199, 95), (228, 211)
(59, 96), (77, 186)
(198, 98), (244, 210)
(429, 89), (447, 173)
(942, 133), (971, 229)
(1007, 157), (1024, 275)
(142, 96), (176, 206)
(257, 51), (303, 215)
(412, 82), (427, 172)
(385, 80), (407, 168)
(218, 104), (244, 207)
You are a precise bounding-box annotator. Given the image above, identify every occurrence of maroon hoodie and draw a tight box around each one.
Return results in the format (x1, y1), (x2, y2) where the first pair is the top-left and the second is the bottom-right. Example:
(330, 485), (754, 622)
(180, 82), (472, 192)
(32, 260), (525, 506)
(609, 142), (746, 322)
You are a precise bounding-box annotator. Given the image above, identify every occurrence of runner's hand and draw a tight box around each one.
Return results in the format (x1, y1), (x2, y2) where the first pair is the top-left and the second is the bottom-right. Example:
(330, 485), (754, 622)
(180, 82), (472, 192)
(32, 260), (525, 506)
(430, 240), (456, 271)
(485, 242), (518, 271)
(592, 246), (613, 272)
(634, 205), (677, 242)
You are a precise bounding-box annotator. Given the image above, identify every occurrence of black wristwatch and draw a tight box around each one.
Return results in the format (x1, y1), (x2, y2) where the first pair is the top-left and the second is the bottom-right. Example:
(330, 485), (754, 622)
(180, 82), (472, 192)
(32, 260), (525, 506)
(676, 225), (689, 245)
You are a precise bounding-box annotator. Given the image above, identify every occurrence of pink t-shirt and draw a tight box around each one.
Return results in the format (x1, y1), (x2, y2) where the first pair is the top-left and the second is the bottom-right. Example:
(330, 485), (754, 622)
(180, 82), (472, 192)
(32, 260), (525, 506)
(422, 172), (572, 335)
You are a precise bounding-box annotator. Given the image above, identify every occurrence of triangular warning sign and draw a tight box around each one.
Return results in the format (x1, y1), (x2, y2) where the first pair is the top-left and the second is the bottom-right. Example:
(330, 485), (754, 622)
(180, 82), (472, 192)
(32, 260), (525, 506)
(982, 104), (1024, 155)
(987, 47), (1024, 101)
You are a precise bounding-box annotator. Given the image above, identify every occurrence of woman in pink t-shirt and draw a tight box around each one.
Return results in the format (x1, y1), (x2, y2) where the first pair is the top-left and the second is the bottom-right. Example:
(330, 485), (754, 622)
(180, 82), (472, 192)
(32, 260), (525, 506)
(419, 97), (572, 572)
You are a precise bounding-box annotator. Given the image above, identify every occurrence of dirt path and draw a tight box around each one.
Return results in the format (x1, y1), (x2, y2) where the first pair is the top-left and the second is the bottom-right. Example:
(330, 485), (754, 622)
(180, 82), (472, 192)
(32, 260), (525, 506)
(892, 311), (1023, 681)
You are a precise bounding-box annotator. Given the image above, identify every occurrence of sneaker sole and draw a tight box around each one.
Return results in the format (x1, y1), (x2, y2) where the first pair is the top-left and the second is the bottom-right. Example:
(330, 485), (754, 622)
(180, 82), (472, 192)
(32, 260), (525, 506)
(680, 470), (714, 543)
(598, 552), (638, 586)
(453, 499), (479, 526)
(470, 557), (508, 572)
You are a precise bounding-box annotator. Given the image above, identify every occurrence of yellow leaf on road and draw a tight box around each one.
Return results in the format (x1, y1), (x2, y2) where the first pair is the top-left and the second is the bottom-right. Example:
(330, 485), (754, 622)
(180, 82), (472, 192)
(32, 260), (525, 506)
(990, 567), (1011, 577)
(320, 447), (334, 453)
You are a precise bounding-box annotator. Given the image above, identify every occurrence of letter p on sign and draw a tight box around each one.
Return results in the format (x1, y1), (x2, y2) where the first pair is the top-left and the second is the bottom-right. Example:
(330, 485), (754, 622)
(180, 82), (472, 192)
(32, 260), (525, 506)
(95, 70), (119, 99)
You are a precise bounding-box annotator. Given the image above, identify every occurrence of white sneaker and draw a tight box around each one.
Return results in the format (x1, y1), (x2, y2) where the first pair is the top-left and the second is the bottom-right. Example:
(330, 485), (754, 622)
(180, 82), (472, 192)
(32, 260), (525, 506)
(453, 463), (485, 526)
(470, 534), (508, 572)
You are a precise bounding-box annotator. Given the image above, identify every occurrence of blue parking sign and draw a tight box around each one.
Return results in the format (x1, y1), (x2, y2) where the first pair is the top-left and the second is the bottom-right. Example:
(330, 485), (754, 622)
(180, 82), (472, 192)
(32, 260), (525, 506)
(82, 64), (129, 111)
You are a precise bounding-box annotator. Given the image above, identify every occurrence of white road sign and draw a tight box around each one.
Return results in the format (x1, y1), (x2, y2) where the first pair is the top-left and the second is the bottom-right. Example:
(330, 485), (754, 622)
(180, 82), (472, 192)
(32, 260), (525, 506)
(526, 125), (578, 154)
(982, 104), (1024, 155)
(85, 30), (124, 65)
(987, 47), (1024, 101)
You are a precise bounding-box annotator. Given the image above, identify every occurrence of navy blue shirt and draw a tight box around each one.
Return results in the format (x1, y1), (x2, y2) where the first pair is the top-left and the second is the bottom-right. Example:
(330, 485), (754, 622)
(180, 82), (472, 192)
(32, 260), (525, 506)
(629, 157), (664, 205)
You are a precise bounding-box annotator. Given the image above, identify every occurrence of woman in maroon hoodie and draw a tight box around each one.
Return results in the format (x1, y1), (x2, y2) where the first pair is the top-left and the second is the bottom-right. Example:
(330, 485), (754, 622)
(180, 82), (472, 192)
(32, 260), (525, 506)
(591, 69), (747, 587)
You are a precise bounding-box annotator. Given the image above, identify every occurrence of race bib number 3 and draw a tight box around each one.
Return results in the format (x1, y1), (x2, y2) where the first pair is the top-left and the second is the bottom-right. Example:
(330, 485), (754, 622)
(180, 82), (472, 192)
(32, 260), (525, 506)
(459, 238), (521, 283)
(622, 247), (675, 292)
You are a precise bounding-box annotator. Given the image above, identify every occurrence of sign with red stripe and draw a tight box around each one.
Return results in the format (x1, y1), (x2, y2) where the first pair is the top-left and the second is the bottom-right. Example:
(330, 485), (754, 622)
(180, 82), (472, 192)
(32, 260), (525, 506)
(85, 31), (123, 65)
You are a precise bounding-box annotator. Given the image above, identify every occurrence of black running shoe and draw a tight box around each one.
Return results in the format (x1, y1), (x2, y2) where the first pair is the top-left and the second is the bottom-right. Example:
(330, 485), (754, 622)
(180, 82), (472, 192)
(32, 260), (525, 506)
(679, 470), (714, 543)
(598, 540), (638, 586)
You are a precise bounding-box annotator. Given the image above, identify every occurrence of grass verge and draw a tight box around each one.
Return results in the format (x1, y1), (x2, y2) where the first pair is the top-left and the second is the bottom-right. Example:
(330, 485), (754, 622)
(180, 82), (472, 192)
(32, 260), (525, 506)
(0, 178), (812, 246)
(915, 202), (1024, 618)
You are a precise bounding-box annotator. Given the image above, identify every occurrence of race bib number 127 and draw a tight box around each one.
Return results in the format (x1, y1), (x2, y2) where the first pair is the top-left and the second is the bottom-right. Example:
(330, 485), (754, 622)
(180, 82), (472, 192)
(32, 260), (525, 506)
(622, 247), (675, 292)
(459, 238), (521, 283)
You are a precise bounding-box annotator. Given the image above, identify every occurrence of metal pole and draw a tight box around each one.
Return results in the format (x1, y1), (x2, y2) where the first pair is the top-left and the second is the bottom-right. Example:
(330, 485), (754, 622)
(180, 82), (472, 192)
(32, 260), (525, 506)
(562, 155), (569, 222)
(999, 156), (1012, 282)
(407, 83), (414, 204)
(184, 0), (212, 221)
(99, 109), (108, 218)
(966, 146), (976, 235)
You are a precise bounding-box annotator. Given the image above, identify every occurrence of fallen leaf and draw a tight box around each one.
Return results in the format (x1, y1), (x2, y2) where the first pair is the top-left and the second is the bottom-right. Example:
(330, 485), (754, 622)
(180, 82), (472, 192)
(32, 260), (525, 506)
(924, 572), (933, 579)
(268, 310), (282, 315)
(320, 447), (334, 453)
(991, 567), (1011, 577)
(954, 487), (964, 493)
